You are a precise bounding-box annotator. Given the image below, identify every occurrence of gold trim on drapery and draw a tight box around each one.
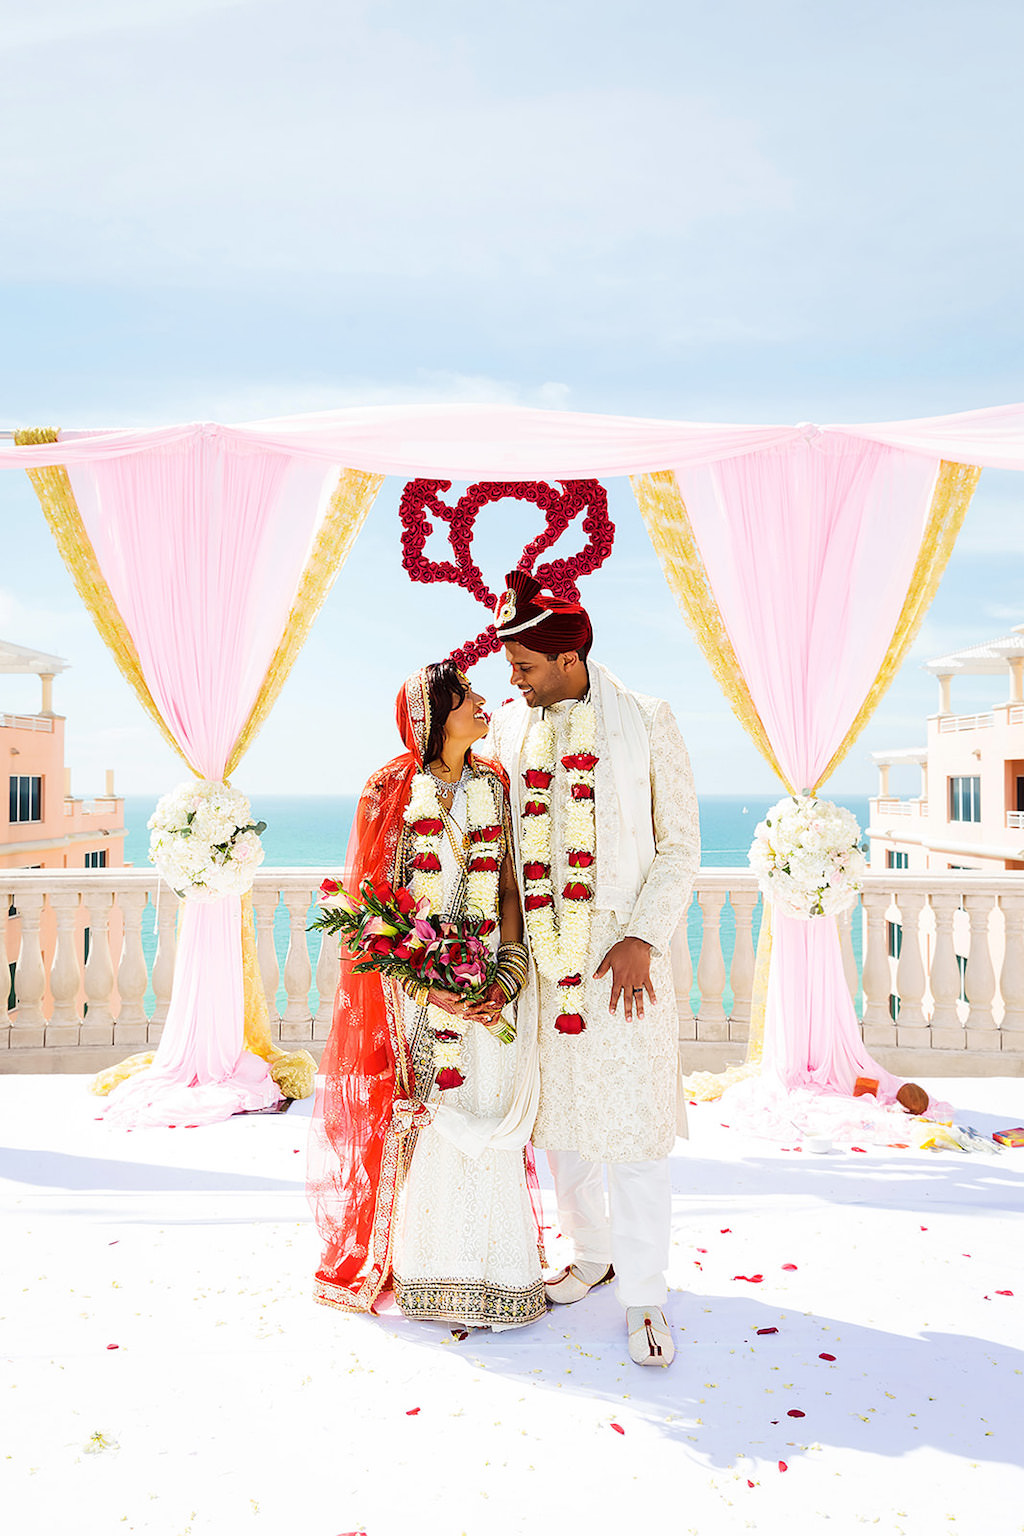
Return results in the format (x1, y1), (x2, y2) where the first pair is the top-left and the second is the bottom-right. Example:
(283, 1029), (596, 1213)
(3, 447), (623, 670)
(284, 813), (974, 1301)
(240, 894), (317, 1100)
(811, 460), (981, 790)
(225, 468), (385, 777)
(14, 427), (191, 770)
(631, 469), (795, 792)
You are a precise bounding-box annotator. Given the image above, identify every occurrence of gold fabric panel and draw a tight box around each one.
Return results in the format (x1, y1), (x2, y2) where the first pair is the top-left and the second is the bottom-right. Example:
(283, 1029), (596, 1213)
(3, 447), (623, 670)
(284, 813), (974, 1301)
(631, 470), (794, 792)
(812, 460), (982, 790)
(225, 467), (385, 778)
(240, 894), (317, 1099)
(14, 428), (191, 770)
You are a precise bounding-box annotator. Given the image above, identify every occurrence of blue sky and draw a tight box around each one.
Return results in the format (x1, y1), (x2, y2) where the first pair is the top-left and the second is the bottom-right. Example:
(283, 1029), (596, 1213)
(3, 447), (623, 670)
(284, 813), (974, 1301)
(0, 0), (1022, 799)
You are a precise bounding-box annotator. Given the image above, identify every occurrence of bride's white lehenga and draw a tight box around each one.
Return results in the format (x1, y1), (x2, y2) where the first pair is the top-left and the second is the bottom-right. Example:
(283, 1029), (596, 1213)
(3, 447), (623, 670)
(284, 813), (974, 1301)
(392, 772), (546, 1328)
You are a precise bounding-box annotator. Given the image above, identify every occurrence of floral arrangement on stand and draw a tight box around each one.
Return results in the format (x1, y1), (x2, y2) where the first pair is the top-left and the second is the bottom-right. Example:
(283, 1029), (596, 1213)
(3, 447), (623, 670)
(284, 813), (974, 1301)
(148, 779), (266, 900)
(520, 700), (598, 1033)
(748, 794), (867, 919)
(312, 877), (513, 1089)
(399, 477), (614, 670)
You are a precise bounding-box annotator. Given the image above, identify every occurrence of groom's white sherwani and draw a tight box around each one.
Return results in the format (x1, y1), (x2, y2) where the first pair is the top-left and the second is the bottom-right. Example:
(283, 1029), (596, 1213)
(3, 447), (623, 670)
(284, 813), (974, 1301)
(489, 662), (700, 1165)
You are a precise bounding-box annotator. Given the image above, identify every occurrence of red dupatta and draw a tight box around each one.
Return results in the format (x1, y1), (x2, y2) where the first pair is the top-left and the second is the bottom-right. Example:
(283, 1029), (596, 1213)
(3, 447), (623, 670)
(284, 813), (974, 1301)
(307, 674), (430, 1311)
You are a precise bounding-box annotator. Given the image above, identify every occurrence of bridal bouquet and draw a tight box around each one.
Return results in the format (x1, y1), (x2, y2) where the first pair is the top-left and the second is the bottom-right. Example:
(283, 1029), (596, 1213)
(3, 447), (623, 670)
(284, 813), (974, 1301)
(148, 779), (266, 901)
(312, 876), (514, 1044)
(748, 794), (866, 919)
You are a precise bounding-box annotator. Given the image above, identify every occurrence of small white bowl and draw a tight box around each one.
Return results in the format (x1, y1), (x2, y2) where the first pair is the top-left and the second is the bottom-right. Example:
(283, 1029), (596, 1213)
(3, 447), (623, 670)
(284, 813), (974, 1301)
(805, 1135), (833, 1154)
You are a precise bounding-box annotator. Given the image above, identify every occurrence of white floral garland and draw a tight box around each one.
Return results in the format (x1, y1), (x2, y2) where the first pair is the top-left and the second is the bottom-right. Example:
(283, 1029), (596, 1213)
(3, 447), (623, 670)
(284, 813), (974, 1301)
(148, 778), (264, 901)
(520, 702), (597, 1032)
(748, 794), (867, 919)
(403, 769), (502, 1086)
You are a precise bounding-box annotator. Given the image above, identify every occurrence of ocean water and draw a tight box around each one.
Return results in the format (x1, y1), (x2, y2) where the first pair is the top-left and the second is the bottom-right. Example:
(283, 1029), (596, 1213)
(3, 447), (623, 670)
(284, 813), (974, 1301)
(122, 793), (871, 1016)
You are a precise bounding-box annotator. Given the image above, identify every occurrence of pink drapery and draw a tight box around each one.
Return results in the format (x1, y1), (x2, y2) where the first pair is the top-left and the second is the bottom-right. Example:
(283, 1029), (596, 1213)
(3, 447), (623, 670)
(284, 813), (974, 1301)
(674, 434), (945, 1096)
(68, 434), (339, 1128)
(4, 402), (1024, 1112)
(3, 400), (1024, 478)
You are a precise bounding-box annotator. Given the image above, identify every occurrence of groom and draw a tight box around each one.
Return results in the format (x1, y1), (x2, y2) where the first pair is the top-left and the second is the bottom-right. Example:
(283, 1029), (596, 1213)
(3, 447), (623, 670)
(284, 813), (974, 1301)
(487, 570), (700, 1366)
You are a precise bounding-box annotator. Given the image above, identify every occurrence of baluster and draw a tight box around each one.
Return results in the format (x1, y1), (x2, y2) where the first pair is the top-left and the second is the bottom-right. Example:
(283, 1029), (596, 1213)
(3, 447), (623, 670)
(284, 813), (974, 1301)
(47, 885), (82, 1047)
(115, 884), (150, 1045)
(894, 887), (928, 1046)
(964, 893), (998, 1049)
(859, 889), (896, 1046)
(728, 887), (758, 1043)
(12, 886), (46, 1046)
(694, 884), (728, 1041)
(837, 902), (859, 1001)
(998, 893), (1024, 1051)
(281, 882), (314, 1041)
(0, 886), (9, 1043)
(670, 912), (695, 1042)
(928, 890), (965, 1048)
(314, 928), (340, 1037)
(252, 884), (281, 1035)
(149, 885), (178, 1042)
(82, 889), (116, 1033)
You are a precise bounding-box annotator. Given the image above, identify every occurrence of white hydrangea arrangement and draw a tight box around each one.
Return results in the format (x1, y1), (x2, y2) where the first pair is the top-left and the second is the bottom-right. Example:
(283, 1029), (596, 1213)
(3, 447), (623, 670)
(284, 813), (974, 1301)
(748, 794), (866, 919)
(148, 779), (266, 901)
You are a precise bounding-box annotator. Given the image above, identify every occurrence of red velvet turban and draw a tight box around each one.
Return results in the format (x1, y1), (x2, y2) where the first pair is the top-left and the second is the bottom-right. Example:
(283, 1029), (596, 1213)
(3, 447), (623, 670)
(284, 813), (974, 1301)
(493, 569), (592, 655)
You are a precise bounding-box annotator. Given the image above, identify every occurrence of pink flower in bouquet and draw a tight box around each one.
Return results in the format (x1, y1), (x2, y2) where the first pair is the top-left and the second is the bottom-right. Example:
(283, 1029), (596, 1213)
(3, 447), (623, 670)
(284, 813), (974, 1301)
(412, 914), (438, 944)
(453, 961), (486, 987)
(364, 915), (399, 938)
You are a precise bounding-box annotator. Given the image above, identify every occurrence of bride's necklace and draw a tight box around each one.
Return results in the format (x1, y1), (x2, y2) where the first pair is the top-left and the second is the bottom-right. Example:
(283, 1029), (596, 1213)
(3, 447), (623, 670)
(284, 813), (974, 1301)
(426, 762), (470, 795)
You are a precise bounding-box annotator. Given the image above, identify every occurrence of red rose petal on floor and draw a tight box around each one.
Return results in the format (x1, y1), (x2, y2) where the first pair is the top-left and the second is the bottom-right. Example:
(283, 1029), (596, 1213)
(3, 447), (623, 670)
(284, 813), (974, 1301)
(778, 1461), (788, 1472)
(406, 1407), (421, 1415)
(819, 1352), (836, 1361)
(770, 1419), (779, 1424)
(185, 1124), (199, 1129)
(747, 1479), (755, 1487)
(108, 1241), (119, 1246)
(733, 1274), (764, 1283)
(697, 1248), (707, 1253)
(889, 1142), (909, 1148)
(781, 1264), (798, 1271)
(963, 1253), (972, 1258)
(920, 1225), (928, 1231)
(787, 1409), (805, 1418)
(106, 1343), (119, 1350)
(720, 1228), (732, 1233)
(851, 1146), (867, 1153)
(610, 1423), (625, 1434)
(996, 1290), (1014, 1296)
(757, 1327), (779, 1335)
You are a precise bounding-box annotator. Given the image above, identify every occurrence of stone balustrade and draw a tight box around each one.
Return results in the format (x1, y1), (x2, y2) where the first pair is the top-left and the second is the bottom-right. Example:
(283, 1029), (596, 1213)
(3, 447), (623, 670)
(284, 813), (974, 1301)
(2, 868), (1023, 1076)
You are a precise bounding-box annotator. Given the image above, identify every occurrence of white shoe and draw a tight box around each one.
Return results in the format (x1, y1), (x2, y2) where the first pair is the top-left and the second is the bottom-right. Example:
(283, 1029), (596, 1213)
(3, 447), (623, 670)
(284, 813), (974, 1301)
(626, 1306), (675, 1367)
(544, 1262), (615, 1305)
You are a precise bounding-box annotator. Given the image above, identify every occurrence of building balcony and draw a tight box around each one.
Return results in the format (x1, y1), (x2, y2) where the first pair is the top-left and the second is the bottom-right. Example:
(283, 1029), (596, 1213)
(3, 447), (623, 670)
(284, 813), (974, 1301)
(3, 867), (1023, 1077)
(872, 797), (929, 818)
(0, 711), (54, 733)
(936, 711), (996, 733)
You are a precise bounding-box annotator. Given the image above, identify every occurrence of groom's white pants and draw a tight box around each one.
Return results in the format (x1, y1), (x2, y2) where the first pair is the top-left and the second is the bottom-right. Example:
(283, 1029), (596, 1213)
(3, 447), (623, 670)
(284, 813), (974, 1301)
(546, 1149), (671, 1309)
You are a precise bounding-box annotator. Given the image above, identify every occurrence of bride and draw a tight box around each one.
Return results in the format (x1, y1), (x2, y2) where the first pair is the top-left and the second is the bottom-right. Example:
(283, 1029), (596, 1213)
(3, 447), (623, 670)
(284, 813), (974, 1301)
(308, 661), (546, 1329)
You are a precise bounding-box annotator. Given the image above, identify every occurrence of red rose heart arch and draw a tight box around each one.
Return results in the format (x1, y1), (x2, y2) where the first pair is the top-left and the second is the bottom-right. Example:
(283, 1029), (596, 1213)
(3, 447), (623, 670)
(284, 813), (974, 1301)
(399, 478), (615, 669)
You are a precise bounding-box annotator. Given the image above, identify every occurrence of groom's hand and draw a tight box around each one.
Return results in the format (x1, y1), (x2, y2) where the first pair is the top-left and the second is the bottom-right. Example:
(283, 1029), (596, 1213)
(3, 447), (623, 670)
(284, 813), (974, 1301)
(594, 937), (656, 1020)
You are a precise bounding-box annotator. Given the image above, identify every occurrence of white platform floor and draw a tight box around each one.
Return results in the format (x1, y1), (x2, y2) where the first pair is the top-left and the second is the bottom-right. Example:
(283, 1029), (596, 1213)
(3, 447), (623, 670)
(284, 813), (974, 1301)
(1, 1074), (1023, 1536)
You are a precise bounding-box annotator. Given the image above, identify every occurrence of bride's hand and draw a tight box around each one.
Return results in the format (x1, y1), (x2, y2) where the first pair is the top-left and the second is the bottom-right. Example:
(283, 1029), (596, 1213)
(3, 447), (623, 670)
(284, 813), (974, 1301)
(425, 986), (474, 1019)
(462, 982), (506, 1028)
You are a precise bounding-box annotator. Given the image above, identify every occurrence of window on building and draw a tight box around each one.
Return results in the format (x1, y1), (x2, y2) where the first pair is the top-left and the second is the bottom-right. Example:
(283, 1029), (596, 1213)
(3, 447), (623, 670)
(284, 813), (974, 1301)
(948, 776), (981, 823)
(84, 850), (107, 869)
(8, 775), (42, 823)
(886, 849), (910, 870)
